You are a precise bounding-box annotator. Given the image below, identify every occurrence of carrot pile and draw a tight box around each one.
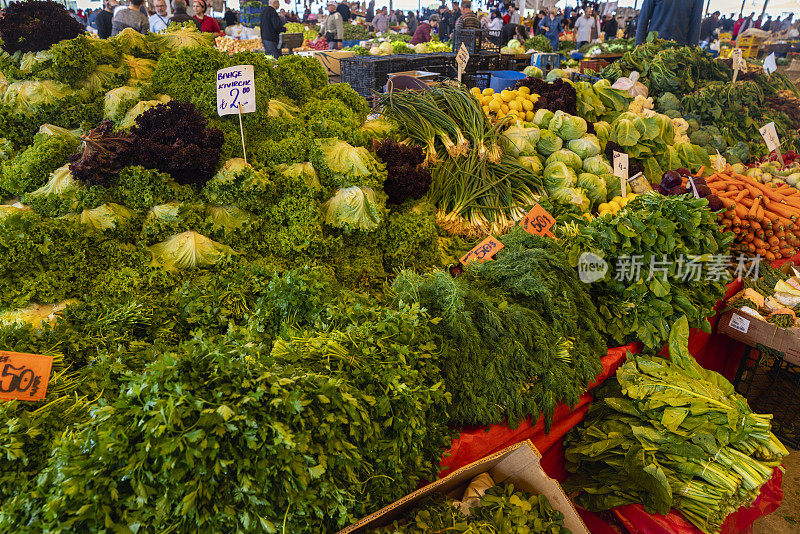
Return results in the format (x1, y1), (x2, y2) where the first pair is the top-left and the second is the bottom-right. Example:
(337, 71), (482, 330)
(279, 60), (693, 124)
(707, 166), (800, 261)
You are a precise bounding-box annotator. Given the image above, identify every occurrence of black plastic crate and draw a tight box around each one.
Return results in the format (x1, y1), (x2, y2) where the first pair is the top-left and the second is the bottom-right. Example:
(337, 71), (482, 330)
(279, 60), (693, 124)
(341, 55), (410, 97)
(462, 71), (492, 90)
(452, 29), (499, 55)
(733, 345), (800, 449)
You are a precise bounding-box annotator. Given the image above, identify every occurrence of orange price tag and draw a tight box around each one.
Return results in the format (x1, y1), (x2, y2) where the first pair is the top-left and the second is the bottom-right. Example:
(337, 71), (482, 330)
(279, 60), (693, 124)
(460, 235), (504, 265)
(0, 351), (53, 402)
(522, 202), (556, 237)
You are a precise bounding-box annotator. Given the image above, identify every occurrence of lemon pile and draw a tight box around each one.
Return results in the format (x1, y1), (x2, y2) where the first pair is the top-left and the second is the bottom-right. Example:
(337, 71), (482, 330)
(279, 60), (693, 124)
(597, 193), (639, 217)
(470, 87), (540, 122)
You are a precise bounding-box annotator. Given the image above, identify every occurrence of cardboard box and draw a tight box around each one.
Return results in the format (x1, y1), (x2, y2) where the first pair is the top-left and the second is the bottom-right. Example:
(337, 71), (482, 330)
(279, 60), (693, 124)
(718, 309), (800, 366)
(314, 50), (356, 76)
(336, 440), (589, 534)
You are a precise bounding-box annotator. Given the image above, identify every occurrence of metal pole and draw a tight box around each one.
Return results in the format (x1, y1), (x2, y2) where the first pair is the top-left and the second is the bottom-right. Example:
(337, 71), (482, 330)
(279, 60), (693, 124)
(759, 0), (769, 19)
(704, 0), (710, 18)
(738, 0), (745, 18)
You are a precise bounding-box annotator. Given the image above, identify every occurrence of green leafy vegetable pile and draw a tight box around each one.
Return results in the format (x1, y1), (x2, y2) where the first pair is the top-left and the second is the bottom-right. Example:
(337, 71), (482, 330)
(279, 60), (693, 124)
(372, 484), (572, 534)
(564, 317), (788, 534)
(561, 193), (734, 349)
(393, 229), (604, 429)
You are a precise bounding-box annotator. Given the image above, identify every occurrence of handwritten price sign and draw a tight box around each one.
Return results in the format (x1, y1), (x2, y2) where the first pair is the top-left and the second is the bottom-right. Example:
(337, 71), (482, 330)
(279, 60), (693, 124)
(0, 351), (53, 402)
(522, 202), (556, 237)
(613, 151), (629, 198)
(460, 235), (504, 265)
(216, 65), (256, 116)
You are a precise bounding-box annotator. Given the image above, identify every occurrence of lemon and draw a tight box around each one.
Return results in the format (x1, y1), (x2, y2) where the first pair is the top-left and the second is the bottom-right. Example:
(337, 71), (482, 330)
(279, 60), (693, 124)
(501, 90), (514, 102)
(482, 105), (491, 115)
(530, 94), (540, 103)
(500, 103), (510, 114)
(483, 88), (494, 96)
(598, 203), (610, 212)
(510, 89), (519, 98)
(525, 110), (534, 121)
(521, 99), (534, 111)
(508, 100), (521, 112)
(488, 99), (501, 112)
(518, 86), (530, 95)
(608, 200), (622, 211)
(626, 192), (637, 199)
(470, 87), (481, 96)
(598, 210), (610, 217)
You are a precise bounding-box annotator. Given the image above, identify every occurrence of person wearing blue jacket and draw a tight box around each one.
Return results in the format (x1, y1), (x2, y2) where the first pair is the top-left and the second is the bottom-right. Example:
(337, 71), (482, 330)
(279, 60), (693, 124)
(635, 0), (704, 46)
(538, 7), (562, 54)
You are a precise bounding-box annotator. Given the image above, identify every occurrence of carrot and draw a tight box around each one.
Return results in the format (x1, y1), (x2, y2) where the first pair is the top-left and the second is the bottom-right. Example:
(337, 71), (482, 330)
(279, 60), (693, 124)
(749, 197), (761, 220)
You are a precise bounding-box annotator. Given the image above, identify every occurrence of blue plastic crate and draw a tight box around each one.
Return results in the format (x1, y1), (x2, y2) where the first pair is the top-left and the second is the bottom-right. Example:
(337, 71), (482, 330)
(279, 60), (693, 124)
(530, 53), (561, 71)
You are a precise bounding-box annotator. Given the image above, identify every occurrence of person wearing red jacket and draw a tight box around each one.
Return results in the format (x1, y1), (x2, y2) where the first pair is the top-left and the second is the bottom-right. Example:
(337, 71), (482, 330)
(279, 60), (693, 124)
(410, 14), (439, 45)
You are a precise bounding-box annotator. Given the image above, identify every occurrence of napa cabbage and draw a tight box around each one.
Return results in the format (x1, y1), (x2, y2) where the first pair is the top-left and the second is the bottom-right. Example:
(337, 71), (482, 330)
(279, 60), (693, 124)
(536, 130), (562, 157)
(549, 111), (587, 141)
(546, 149), (582, 171)
(568, 135), (601, 160)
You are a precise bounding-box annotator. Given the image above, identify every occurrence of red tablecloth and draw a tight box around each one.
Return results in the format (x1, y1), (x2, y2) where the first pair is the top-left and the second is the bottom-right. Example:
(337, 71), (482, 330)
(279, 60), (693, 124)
(439, 283), (791, 534)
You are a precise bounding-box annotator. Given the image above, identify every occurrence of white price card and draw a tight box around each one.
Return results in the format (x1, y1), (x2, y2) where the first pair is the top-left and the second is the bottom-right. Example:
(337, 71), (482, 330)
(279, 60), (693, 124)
(216, 65), (256, 116)
(456, 43), (470, 70)
(763, 52), (777, 75)
(613, 151), (629, 198)
(687, 176), (700, 198)
(759, 122), (781, 153)
(728, 314), (750, 334)
(714, 149), (726, 172)
(731, 48), (745, 82)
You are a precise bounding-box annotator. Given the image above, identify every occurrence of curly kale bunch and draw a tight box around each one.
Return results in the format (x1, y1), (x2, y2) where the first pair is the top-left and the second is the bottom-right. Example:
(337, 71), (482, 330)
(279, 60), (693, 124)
(130, 101), (224, 186)
(373, 139), (431, 205)
(0, 0), (86, 54)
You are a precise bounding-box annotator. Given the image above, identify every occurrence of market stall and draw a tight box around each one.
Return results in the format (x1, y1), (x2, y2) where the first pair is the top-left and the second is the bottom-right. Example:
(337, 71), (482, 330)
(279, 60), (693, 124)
(0, 2), (799, 533)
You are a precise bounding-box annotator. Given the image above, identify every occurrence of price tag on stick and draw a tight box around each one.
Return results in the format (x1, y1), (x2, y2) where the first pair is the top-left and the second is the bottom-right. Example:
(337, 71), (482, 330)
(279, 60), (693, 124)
(217, 65), (256, 164)
(763, 52), (777, 75)
(759, 122), (784, 166)
(613, 151), (629, 198)
(460, 235), (504, 265)
(0, 351), (53, 402)
(456, 43), (469, 84)
(731, 48), (744, 82)
(521, 202), (556, 237)
(687, 175), (700, 198)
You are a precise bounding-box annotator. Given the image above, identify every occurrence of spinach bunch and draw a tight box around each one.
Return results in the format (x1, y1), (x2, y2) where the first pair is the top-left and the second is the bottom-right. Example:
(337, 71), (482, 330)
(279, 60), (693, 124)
(563, 317), (787, 534)
(393, 229), (604, 429)
(561, 193), (734, 349)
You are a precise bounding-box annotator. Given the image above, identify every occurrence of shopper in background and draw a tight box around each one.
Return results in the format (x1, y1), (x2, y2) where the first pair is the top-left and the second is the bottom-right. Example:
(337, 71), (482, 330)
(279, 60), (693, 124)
(372, 7), (390, 32)
(111, 0), (148, 35)
(336, 0), (350, 23)
(454, 0), (481, 31)
(260, 0), (285, 56)
(96, 0), (117, 38)
(389, 9), (398, 25)
(762, 15), (773, 32)
(193, 0), (222, 36)
(407, 11), (418, 36)
(449, 1), (460, 38)
(320, 0), (344, 48)
(753, 15), (763, 29)
(508, 4), (520, 25)
(410, 13), (438, 44)
(699, 10), (720, 45)
(574, 7), (600, 49)
(623, 15), (636, 38)
(635, 0), (703, 46)
(780, 14), (794, 32)
(170, 0), (195, 25)
(365, 0), (374, 23)
(436, 5), (450, 38)
(500, 21), (527, 44)
(602, 13), (617, 41)
(149, 0), (170, 32)
(533, 9), (546, 35)
(487, 10), (503, 31)
(539, 7), (562, 53)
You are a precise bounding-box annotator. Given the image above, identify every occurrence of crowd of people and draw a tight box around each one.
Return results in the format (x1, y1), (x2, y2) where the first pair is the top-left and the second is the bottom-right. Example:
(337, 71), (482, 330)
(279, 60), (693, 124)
(69, 0), (222, 38)
(698, 11), (800, 44)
